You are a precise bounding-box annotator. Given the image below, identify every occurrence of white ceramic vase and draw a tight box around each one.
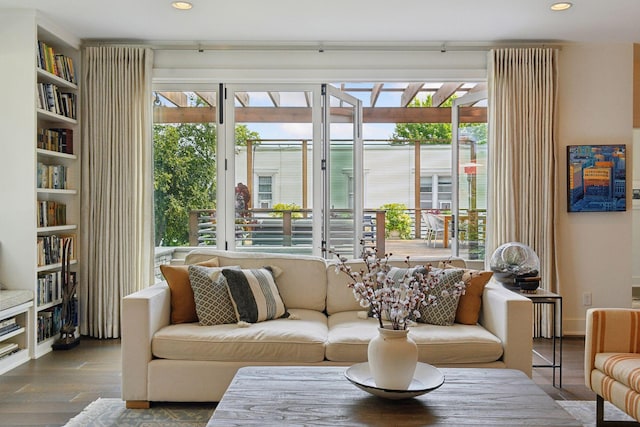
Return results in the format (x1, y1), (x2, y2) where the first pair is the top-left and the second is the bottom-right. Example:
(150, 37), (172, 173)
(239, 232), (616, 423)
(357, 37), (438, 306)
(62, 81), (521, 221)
(367, 326), (418, 390)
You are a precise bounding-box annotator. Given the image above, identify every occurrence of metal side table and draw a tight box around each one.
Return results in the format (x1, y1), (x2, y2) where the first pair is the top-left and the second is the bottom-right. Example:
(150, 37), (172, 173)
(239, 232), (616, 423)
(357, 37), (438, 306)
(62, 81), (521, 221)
(522, 288), (563, 388)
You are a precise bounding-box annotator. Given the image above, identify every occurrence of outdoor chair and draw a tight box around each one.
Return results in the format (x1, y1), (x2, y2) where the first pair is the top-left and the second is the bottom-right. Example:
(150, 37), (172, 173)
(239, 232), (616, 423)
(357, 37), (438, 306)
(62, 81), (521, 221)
(425, 213), (447, 248)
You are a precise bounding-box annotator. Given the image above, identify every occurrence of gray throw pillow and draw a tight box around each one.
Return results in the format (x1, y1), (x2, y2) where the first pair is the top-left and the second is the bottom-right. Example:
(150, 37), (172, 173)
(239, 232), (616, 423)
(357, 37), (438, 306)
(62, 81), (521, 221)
(188, 265), (237, 326)
(418, 268), (464, 326)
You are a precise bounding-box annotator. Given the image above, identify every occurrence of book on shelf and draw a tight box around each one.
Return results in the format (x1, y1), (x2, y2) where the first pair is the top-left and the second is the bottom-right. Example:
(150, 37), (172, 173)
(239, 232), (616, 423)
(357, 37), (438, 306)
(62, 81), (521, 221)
(0, 317), (16, 329)
(36, 40), (76, 84)
(37, 128), (73, 155)
(0, 342), (19, 358)
(36, 163), (68, 190)
(37, 82), (77, 119)
(0, 323), (20, 337)
(37, 200), (67, 228)
(37, 271), (63, 306)
(36, 234), (76, 267)
(37, 305), (62, 342)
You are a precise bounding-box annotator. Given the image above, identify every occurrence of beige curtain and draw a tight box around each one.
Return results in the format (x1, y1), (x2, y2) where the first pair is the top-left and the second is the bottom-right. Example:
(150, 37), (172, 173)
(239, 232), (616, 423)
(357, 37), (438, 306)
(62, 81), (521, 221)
(80, 46), (154, 338)
(486, 48), (559, 294)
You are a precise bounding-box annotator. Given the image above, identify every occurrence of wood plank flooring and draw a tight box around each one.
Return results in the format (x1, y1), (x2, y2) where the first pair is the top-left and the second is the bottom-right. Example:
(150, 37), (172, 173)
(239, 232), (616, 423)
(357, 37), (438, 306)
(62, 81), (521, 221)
(0, 336), (594, 427)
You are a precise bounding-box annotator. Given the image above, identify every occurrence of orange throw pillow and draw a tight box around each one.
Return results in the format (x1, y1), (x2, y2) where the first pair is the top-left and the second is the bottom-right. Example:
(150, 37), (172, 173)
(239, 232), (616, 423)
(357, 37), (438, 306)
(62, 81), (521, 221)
(455, 269), (493, 325)
(160, 257), (219, 324)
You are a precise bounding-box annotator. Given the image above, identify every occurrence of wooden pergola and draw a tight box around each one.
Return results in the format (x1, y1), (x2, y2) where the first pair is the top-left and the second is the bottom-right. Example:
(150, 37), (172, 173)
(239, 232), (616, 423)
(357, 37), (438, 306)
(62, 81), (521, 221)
(153, 82), (488, 241)
(153, 82), (487, 124)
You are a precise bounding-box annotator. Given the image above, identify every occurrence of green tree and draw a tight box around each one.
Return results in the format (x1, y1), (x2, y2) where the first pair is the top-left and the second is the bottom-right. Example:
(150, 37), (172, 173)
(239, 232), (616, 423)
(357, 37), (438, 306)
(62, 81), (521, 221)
(390, 96), (487, 145)
(154, 122), (259, 246)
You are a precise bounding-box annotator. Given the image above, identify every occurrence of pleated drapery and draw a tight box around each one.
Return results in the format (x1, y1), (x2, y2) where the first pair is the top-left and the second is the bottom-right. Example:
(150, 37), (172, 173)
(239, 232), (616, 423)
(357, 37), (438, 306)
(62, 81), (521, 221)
(486, 48), (559, 295)
(80, 46), (154, 338)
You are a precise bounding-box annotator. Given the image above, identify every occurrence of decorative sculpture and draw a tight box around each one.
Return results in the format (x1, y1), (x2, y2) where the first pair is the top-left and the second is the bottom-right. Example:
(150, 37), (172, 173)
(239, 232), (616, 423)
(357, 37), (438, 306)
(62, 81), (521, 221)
(52, 238), (79, 350)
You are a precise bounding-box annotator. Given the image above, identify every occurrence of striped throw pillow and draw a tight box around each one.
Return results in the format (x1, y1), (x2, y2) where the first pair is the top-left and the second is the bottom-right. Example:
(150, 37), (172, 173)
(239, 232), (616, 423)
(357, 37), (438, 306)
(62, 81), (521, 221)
(222, 267), (289, 323)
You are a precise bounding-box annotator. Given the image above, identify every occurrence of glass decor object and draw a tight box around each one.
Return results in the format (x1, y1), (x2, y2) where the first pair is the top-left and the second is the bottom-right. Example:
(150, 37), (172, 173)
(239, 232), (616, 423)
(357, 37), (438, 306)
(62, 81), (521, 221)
(489, 242), (540, 288)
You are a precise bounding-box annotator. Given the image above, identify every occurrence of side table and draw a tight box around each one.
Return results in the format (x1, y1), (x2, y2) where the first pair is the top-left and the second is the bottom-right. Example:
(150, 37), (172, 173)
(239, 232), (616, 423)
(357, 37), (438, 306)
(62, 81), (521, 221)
(522, 288), (563, 387)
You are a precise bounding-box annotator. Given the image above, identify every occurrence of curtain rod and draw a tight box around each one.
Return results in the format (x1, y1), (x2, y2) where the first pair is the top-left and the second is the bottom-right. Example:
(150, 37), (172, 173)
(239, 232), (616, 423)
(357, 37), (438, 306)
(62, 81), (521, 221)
(82, 40), (564, 53)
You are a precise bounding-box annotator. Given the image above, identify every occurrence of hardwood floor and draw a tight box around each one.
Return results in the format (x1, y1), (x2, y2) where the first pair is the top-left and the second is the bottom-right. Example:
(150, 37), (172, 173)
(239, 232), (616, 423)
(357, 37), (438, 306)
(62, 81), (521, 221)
(0, 336), (594, 427)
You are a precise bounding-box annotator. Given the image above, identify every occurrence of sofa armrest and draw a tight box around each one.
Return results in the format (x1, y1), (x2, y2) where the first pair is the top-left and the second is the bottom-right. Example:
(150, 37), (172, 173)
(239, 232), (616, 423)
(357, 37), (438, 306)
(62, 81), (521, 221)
(584, 308), (640, 389)
(479, 281), (533, 377)
(121, 282), (171, 402)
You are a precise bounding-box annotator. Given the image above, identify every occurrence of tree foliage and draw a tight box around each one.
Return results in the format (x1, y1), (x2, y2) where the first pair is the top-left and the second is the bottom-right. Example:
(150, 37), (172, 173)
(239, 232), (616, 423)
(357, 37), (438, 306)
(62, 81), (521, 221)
(390, 96), (487, 145)
(154, 122), (259, 246)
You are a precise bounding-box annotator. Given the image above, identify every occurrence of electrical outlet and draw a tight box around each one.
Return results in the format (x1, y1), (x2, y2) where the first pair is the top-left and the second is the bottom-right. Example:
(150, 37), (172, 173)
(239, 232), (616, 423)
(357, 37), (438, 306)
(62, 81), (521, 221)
(583, 292), (592, 306)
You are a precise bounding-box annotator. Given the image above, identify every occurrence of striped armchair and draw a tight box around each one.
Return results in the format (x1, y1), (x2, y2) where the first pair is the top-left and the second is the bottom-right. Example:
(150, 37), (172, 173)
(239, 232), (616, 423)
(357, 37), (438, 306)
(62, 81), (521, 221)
(585, 308), (640, 426)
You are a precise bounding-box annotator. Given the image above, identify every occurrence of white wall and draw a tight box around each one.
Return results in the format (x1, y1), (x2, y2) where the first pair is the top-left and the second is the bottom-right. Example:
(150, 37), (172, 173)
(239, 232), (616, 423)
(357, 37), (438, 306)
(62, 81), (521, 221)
(557, 43), (634, 334)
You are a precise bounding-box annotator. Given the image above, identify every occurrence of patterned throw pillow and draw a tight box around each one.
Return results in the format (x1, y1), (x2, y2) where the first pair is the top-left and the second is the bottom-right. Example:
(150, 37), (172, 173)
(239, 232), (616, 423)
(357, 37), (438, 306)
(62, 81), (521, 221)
(222, 267), (289, 323)
(418, 268), (465, 326)
(188, 265), (237, 326)
(160, 257), (219, 324)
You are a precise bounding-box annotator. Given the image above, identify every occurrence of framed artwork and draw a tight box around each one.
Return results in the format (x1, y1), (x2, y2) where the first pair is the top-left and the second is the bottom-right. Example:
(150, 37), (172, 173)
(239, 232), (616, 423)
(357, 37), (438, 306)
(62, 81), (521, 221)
(567, 144), (626, 212)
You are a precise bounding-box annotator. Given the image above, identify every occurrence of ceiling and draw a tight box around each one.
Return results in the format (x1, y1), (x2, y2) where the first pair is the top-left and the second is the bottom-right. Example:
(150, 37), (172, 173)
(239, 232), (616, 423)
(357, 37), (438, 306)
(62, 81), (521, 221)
(1, 0), (639, 47)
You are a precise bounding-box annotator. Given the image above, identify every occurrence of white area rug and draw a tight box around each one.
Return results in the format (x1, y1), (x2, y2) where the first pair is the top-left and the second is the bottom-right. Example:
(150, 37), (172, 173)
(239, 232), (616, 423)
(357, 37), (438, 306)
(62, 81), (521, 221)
(64, 398), (215, 427)
(557, 400), (637, 427)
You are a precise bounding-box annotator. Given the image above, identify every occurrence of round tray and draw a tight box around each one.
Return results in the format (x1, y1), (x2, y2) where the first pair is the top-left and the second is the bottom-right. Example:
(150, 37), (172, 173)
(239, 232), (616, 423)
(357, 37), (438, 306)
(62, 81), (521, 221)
(344, 362), (445, 400)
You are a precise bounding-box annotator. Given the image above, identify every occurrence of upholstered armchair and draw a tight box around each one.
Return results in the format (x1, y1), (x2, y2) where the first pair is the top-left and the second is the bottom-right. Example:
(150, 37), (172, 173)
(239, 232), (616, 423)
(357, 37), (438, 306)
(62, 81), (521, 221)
(585, 308), (640, 426)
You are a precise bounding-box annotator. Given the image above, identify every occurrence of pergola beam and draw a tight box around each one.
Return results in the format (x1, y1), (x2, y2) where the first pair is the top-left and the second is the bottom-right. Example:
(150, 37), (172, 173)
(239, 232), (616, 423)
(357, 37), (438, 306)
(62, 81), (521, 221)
(268, 91), (281, 107)
(158, 91), (188, 107)
(400, 83), (424, 107)
(371, 83), (383, 107)
(194, 91), (217, 107)
(153, 106), (487, 124)
(236, 92), (250, 107)
(431, 82), (462, 107)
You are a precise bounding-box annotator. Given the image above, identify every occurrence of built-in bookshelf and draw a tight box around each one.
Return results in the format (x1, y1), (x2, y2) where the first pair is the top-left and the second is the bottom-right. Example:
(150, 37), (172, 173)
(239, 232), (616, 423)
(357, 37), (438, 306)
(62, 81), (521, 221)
(34, 23), (80, 358)
(0, 11), (81, 373)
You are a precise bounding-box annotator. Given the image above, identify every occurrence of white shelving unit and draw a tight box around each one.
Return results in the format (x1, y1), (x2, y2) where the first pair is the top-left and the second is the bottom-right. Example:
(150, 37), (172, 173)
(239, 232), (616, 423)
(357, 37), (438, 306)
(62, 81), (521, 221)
(0, 11), (81, 369)
(0, 299), (33, 375)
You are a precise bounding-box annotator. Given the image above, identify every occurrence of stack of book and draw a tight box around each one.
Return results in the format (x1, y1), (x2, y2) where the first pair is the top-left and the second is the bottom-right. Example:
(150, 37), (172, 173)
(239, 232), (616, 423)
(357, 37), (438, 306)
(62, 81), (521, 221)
(0, 343), (19, 359)
(0, 317), (20, 337)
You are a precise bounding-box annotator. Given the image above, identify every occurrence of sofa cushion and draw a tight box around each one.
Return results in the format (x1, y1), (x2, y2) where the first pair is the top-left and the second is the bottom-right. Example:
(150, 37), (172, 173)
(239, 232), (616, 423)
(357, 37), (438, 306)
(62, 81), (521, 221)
(223, 267), (289, 323)
(184, 249), (327, 312)
(188, 265), (237, 326)
(152, 308), (327, 363)
(594, 352), (640, 394)
(325, 310), (503, 364)
(418, 268), (464, 326)
(160, 257), (219, 324)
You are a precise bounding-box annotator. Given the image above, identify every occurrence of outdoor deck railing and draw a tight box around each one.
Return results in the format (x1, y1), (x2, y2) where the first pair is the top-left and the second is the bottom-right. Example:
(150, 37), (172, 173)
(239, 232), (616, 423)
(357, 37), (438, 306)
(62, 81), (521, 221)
(188, 208), (486, 257)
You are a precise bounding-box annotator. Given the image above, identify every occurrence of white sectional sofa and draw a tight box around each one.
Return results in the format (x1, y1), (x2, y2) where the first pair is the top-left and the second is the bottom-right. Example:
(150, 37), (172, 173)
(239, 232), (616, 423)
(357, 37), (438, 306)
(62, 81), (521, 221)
(122, 249), (532, 408)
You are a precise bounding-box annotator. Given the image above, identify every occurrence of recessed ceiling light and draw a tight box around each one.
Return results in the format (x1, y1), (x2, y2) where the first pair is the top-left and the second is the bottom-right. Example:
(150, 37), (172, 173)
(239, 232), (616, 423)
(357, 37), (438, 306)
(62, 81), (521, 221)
(171, 1), (193, 10)
(550, 2), (572, 11)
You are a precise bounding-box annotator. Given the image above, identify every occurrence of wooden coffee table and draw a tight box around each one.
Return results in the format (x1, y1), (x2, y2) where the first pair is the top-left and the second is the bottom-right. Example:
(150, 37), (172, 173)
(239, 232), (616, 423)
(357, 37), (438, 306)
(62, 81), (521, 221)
(207, 366), (582, 426)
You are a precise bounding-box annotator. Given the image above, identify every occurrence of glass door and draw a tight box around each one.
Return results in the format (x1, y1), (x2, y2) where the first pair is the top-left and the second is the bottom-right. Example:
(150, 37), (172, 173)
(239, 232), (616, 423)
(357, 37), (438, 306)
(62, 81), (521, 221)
(452, 90), (488, 260)
(223, 84), (321, 254)
(321, 84), (363, 259)
(152, 85), (219, 249)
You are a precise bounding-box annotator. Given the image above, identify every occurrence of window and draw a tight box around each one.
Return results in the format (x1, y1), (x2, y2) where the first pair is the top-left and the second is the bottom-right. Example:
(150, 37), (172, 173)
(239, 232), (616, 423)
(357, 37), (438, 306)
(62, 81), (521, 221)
(257, 175), (273, 208)
(420, 175), (452, 210)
